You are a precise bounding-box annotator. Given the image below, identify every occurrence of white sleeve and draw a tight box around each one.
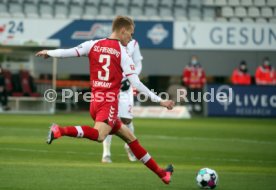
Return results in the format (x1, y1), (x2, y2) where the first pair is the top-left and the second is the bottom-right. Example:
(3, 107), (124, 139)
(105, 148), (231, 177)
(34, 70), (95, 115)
(47, 40), (94, 58)
(121, 45), (137, 76)
(47, 48), (78, 58)
(127, 74), (162, 103)
(134, 61), (142, 75)
(132, 41), (143, 64)
(132, 41), (143, 75)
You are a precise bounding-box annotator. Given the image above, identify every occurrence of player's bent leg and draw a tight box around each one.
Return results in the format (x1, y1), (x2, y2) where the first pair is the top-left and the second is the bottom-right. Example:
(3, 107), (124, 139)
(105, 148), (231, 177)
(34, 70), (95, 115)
(92, 122), (112, 142)
(120, 118), (132, 125)
(46, 123), (61, 144)
(46, 122), (112, 144)
(115, 124), (136, 143)
(126, 122), (134, 132)
(115, 125), (173, 184)
(120, 120), (137, 162)
(161, 164), (174, 184)
(102, 135), (113, 163)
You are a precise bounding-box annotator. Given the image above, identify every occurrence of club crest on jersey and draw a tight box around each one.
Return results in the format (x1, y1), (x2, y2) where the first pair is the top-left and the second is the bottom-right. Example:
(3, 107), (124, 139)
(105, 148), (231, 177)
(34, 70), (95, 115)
(130, 65), (135, 71)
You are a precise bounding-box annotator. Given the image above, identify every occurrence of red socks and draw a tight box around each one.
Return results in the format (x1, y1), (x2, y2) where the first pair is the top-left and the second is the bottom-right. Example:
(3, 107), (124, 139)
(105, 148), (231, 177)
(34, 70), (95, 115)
(59, 126), (99, 141)
(128, 140), (166, 178)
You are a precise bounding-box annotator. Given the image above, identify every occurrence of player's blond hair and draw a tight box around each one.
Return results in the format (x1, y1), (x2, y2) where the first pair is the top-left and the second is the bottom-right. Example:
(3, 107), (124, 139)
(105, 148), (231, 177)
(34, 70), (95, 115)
(112, 16), (134, 32)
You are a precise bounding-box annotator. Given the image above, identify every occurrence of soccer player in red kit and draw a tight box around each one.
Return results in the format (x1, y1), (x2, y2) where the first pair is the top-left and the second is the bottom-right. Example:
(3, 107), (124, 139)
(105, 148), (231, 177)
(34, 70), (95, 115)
(36, 16), (175, 184)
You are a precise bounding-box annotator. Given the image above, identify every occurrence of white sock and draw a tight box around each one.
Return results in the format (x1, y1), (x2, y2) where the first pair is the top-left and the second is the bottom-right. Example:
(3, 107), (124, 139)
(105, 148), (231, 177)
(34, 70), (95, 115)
(127, 122), (134, 133)
(103, 135), (112, 158)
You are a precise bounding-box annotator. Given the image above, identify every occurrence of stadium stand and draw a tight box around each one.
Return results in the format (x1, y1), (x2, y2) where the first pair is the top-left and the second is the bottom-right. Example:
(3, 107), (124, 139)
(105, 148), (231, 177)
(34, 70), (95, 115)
(228, 0), (240, 7)
(115, 4), (128, 16)
(222, 6), (234, 17)
(248, 6), (260, 18)
(129, 5), (143, 18)
(9, 0), (24, 18)
(1, 68), (40, 97)
(159, 0), (174, 8)
(99, 4), (114, 18)
(235, 6), (247, 18)
(0, 0), (276, 24)
(229, 17), (241, 23)
(240, 0), (253, 7)
(82, 4), (97, 19)
(39, 1), (53, 19)
(203, 0), (214, 6)
(253, 0), (266, 7)
(2, 69), (14, 96)
(116, 0), (130, 7)
(267, 0), (276, 7)
(159, 6), (174, 20)
(190, 0), (202, 7)
(215, 0), (227, 6)
(256, 17), (267, 23)
(145, 0), (159, 8)
(24, 0), (39, 18)
(188, 7), (201, 21)
(261, 7), (273, 18)
(175, 0), (189, 8)
(85, 0), (100, 7)
(0, 5), (9, 18)
(68, 1), (82, 19)
(173, 6), (187, 20)
(243, 17), (254, 23)
(102, 0), (116, 7)
(54, 0), (68, 19)
(270, 17), (276, 23)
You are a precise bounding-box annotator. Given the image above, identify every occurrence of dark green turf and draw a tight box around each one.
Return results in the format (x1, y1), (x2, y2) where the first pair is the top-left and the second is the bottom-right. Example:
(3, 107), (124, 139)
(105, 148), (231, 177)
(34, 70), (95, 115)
(0, 114), (275, 190)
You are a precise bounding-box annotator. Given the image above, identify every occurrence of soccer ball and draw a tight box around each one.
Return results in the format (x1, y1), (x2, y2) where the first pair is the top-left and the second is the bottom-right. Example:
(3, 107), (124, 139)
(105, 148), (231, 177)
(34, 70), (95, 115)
(196, 168), (218, 189)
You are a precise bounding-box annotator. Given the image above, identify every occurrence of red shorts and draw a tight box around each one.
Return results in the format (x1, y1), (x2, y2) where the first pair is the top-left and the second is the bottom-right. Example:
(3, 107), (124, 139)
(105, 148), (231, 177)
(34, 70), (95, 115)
(90, 100), (122, 135)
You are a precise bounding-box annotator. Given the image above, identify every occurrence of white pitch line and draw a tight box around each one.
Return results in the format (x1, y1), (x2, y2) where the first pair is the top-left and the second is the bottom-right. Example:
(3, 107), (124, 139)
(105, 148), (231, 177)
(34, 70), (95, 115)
(0, 147), (275, 164)
(0, 126), (275, 145)
(140, 135), (276, 145)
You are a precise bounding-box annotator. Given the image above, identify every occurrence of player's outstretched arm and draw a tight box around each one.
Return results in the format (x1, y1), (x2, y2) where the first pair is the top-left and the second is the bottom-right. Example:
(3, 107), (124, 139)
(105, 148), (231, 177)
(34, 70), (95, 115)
(127, 74), (175, 110)
(160, 100), (175, 110)
(35, 48), (79, 59)
(35, 50), (50, 59)
(35, 41), (93, 59)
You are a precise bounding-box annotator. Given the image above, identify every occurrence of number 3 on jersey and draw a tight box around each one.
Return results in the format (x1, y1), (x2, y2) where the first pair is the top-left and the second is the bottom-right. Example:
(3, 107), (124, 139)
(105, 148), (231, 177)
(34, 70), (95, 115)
(98, 54), (110, 81)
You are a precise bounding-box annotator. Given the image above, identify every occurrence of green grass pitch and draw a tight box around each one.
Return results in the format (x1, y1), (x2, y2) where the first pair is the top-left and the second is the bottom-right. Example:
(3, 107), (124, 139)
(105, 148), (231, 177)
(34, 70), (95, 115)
(0, 113), (275, 190)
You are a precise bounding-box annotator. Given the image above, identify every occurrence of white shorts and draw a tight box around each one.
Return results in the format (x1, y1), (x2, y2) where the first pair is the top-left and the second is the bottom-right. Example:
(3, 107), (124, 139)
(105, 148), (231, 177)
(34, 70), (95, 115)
(118, 86), (134, 119)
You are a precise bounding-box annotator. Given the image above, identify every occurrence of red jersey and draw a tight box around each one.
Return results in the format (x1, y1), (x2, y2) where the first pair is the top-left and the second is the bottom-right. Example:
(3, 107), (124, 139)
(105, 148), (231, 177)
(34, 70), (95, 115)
(231, 68), (251, 85)
(74, 38), (136, 132)
(75, 38), (136, 100)
(182, 65), (206, 89)
(89, 40), (122, 99)
(255, 66), (275, 85)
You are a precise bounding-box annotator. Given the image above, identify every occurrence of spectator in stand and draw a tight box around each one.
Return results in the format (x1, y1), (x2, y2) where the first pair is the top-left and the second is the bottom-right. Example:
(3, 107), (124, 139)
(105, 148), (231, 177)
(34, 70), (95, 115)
(274, 70), (276, 85)
(182, 55), (206, 113)
(0, 65), (10, 111)
(231, 60), (251, 85)
(255, 57), (275, 85)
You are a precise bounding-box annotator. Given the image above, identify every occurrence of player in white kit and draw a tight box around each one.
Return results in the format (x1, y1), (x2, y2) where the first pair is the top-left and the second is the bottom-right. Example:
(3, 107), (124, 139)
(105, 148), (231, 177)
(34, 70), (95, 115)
(102, 39), (143, 163)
